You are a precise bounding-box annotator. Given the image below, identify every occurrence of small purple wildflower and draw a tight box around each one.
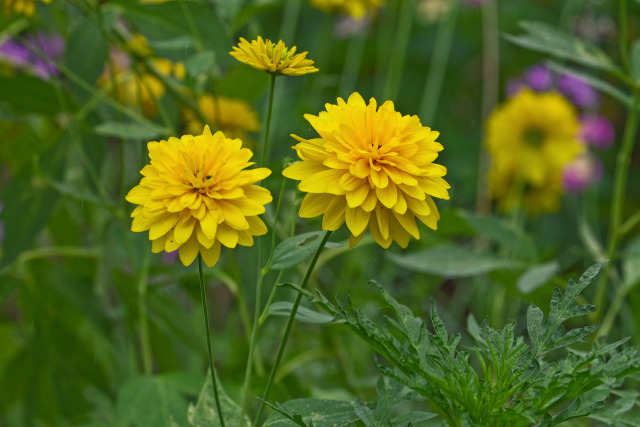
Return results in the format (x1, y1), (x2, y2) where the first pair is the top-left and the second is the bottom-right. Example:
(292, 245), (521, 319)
(0, 32), (64, 80)
(579, 114), (615, 150)
(0, 39), (31, 66)
(558, 73), (600, 109)
(563, 153), (603, 193)
(524, 64), (553, 92)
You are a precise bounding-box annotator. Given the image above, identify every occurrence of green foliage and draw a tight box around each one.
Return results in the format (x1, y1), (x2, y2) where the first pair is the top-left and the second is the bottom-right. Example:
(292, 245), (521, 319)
(283, 263), (640, 426)
(188, 371), (250, 427)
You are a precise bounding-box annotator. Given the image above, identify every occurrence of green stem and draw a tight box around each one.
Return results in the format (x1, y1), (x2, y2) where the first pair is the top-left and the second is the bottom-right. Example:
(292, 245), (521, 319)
(198, 255), (226, 427)
(383, 0), (414, 100)
(619, 0), (630, 73)
(138, 250), (152, 375)
(593, 90), (640, 320)
(419, 0), (459, 123)
(253, 230), (333, 426)
(279, 0), (303, 44)
(261, 74), (278, 166)
(339, 33), (366, 95)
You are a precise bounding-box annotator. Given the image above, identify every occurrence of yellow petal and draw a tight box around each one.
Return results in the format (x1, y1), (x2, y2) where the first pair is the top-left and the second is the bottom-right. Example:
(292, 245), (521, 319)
(300, 193), (335, 218)
(344, 206), (371, 237)
(174, 215), (197, 244)
(178, 234), (200, 266)
(321, 197), (346, 231)
(216, 223), (239, 248)
(375, 180), (398, 209)
(148, 213), (180, 240)
(201, 242), (221, 267)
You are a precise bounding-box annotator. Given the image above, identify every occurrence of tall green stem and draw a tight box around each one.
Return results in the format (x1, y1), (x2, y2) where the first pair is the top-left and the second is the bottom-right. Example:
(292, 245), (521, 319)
(383, 0), (414, 100)
(198, 255), (226, 427)
(137, 250), (152, 374)
(593, 90), (640, 321)
(261, 74), (278, 166)
(253, 231), (333, 426)
(419, 0), (459, 123)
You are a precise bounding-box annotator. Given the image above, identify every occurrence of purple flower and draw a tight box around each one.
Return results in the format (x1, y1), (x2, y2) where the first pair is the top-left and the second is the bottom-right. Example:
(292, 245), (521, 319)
(579, 114), (615, 150)
(0, 32), (64, 80)
(558, 73), (600, 109)
(563, 153), (603, 193)
(506, 78), (525, 97)
(524, 64), (553, 92)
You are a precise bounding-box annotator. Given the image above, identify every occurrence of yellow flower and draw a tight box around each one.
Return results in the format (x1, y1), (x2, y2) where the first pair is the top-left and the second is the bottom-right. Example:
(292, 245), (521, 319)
(229, 36), (319, 76)
(309, 0), (383, 19)
(125, 126), (273, 267)
(4, 0), (50, 15)
(283, 93), (450, 249)
(183, 95), (260, 140)
(486, 89), (582, 214)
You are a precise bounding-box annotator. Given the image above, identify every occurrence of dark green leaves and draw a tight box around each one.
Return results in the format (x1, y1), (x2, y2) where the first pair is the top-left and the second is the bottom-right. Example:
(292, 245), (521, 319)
(269, 231), (340, 270)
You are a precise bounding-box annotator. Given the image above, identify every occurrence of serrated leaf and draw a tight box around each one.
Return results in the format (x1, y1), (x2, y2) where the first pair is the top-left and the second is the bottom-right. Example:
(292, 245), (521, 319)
(504, 21), (617, 72)
(390, 411), (438, 425)
(270, 231), (339, 270)
(265, 301), (335, 324)
(94, 121), (166, 140)
(353, 399), (376, 427)
(553, 397), (608, 424)
(527, 304), (544, 353)
(517, 260), (560, 294)
(188, 372), (249, 427)
(263, 399), (360, 427)
(387, 244), (525, 278)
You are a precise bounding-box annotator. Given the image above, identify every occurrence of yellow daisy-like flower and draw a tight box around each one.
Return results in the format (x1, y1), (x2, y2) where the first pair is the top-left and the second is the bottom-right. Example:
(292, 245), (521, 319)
(229, 36), (319, 76)
(3, 0), (50, 16)
(183, 95), (260, 140)
(486, 89), (583, 214)
(283, 92), (450, 249)
(125, 126), (273, 267)
(309, 0), (383, 19)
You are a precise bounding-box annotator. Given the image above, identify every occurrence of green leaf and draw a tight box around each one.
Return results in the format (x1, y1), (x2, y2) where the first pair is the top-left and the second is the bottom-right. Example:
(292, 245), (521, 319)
(188, 372), (249, 427)
(458, 211), (537, 261)
(94, 121), (166, 140)
(270, 231), (340, 270)
(117, 374), (199, 427)
(387, 244), (525, 277)
(183, 50), (217, 78)
(265, 301), (335, 324)
(517, 260), (560, 294)
(64, 19), (107, 89)
(623, 236), (640, 289)
(504, 21), (617, 72)
(264, 399), (360, 427)
(389, 411), (438, 426)
(630, 38), (640, 85)
(0, 76), (67, 115)
(553, 397), (608, 424)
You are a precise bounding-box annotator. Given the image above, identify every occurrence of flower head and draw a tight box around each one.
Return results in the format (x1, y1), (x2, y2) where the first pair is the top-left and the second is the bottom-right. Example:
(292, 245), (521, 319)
(0, 32), (64, 80)
(283, 93), (450, 249)
(557, 73), (600, 109)
(486, 89), (582, 214)
(309, 0), (384, 19)
(579, 114), (615, 150)
(4, 0), (50, 15)
(563, 152), (603, 193)
(183, 95), (260, 141)
(229, 37), (318, 76)
(126, 126), (273, 267)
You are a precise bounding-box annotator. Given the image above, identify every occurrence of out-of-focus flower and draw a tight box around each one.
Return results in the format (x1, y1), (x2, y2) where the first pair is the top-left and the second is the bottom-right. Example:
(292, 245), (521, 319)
(229, 37), (318, 76)
(334, 15), (370, 38)
(183, 95), (260, 140)
(283, 92), (450, 249)
(310, 0), (384, 19)
(563, 152), (603, 193)
(461, 0), (486, 5)
(125, 126), (273, 267)
(486, 89), (582, 214)
(97, 45), (184, 118)
(524, 64), (553, 92)
(558, 73), (600, 109)
(0, 32), (64, 80)
(417, 0), (452, 23)
(3, 0), (50, 16)
(579, 114), (615, 150)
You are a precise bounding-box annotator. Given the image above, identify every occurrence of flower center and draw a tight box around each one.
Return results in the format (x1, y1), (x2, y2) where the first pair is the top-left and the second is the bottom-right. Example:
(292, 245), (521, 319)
(524, 128), (545, 147)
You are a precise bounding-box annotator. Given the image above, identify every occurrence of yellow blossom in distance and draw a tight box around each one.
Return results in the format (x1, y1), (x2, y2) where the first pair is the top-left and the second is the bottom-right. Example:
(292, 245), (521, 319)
(126, 126), (273, 267)
(3, 0), (50, 15)
(183, 95), (260, 140)
(486, 89), (582, 214)
(229, 36), (319, 76)
(283, 92), (450, 249)
(309, 0), (384, 19)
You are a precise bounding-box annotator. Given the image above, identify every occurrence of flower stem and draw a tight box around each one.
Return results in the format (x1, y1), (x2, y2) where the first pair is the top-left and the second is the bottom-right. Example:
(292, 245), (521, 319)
(137, 250), (152, 375)
(261, 74), (277, 167)
(419, 0), (459, 123)
(253, 230), (333, 426)
(198, 254), (226, 427)
(593, 90), (640, 322)
(383, 0), (414, 100)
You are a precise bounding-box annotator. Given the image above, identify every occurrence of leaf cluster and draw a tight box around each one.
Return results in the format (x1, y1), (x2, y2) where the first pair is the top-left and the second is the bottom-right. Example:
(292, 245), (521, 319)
(287, 263), (640, 426)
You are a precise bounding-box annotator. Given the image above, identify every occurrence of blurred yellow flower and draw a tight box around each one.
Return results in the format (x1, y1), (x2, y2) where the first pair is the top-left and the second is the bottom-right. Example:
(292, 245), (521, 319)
(183, 95), (260, 140)
(229, 36), (318, 76)
(98, 48), (184, 118)
(283, 93), (450, 249)
(486, 89), (582, 214)
(126, 126), (273, 267)
(309, 0), (383, 19)
(3, 0), (50, 15)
